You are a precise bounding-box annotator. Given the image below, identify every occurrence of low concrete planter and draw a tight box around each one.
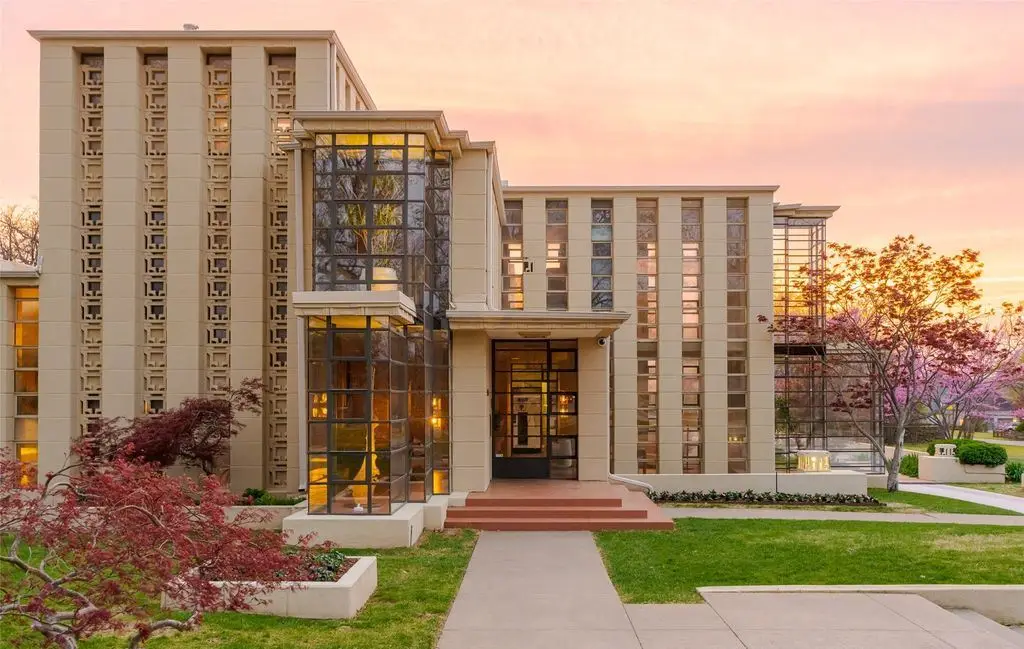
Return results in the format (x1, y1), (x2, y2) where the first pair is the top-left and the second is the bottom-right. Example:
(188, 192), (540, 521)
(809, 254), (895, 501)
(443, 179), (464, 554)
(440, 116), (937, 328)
(162, 556), (377, 619)
(224, 501), (307, 530)
(918, 456), (1005, 484)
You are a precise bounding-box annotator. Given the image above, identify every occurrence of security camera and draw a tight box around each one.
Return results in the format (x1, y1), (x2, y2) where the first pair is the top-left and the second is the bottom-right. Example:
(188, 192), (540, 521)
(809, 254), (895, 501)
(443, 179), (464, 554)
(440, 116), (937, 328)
(597, 337), (607, 347)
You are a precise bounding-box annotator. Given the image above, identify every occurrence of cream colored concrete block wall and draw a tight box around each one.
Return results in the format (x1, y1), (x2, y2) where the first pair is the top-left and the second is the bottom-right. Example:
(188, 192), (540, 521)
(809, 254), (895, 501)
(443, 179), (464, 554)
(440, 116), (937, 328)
(166, 44), (205, 408)
(566, 197), (591, 311)
(748, 194), (776, 472)
(101, 45), (143, 420)
(451, 150), (489, 308)
(701, 196), (728, 473)
(577, 337), (610, 480)
(521, 196), (546, 310)
(37, 43), (78, 477)
(450, 330), (490, 491)
(611, 196), (638, 474)
(295, 42), (330, 111)
(229, 45), (270, 490)
(656, 195), (684, 473)
(488, 183), (501, 309)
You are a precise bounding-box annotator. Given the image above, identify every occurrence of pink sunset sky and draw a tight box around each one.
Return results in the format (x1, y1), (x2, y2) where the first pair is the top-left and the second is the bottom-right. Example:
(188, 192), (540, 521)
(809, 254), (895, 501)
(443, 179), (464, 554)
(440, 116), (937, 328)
(1, 0), (1022, 305)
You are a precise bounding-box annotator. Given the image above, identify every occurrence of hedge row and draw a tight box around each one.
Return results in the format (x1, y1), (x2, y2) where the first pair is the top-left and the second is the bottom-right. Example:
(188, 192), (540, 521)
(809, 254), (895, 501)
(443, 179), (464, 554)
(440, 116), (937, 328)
(648, 489), (880, 506)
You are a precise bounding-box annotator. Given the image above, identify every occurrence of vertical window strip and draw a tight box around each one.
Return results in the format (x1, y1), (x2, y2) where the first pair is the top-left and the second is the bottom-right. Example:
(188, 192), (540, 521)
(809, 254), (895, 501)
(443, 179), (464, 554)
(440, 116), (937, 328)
(13, 287), (39, 485)
(681, 199), (703, 473)
(501, 200), (524, 310)
(590, 199), (613, 311)
(545, 199), (568, 310)
(726, 197), (749, 473)
(78, 51), (104, 433)
(636, 199), (659, 473)
(142, 52), (168, 415)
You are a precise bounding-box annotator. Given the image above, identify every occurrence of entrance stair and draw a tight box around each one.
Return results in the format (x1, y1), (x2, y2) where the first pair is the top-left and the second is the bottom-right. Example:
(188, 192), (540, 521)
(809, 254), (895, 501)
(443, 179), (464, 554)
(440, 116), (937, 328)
(444, 480), (674, 531)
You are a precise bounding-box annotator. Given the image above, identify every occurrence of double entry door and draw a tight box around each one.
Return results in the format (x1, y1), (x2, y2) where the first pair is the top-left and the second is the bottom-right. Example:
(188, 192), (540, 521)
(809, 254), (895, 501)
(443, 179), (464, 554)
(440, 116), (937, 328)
(491, 340), (579, 479)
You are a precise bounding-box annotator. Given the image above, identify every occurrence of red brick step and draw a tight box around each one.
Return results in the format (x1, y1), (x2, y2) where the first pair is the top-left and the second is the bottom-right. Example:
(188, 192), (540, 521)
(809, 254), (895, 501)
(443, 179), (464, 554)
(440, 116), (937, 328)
(447, 506), (648, 519)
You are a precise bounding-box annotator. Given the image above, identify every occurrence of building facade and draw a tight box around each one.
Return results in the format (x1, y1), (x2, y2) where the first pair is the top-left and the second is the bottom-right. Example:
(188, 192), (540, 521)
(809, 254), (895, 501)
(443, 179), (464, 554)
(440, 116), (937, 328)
(0, 30), (880, 516)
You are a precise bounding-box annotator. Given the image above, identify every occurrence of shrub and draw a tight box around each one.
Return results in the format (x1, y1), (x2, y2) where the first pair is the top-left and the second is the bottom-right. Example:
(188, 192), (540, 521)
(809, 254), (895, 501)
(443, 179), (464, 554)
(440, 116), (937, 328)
(304, 548), (356, 582)
(238, 487), (304, 506)
(1005, 461), (1024, 483)
(647, 489), (880, 506)
(956, 441), (1008, 467)
(899, 453), (919, 478)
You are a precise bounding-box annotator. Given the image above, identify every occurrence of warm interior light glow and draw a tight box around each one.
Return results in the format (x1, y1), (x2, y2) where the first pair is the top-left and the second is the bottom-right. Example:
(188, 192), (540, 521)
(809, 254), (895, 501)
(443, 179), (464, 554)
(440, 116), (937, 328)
(796, 450), (831, 472)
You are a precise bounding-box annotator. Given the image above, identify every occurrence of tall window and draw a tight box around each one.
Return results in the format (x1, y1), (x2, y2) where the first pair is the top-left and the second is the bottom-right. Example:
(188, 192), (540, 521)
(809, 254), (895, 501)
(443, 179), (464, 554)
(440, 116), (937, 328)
(501, 200), (524, 310)
(307, 316), (408, 514)
(545, 199), (568, 310)
(307, 131), (452, 514)
(636, 199), (659, 473)
(13, 288), (39, 484)
(726, 198), (749, 473)
(590, 199), (613, 310)
(681, 199), (703, 473)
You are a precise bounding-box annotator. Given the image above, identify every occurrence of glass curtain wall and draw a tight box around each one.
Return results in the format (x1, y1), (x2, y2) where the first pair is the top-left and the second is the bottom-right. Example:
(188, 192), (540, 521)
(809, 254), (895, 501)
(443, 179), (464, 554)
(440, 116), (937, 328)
(308, 132), (451, 514)
(773, 216), (882, 471)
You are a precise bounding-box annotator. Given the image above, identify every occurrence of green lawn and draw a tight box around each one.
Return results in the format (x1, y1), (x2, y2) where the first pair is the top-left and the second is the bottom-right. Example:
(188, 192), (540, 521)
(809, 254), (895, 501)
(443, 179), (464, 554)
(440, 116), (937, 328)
(1, 529), (478, 649)
(596, 519), (1024, 603)
(868, 488), (1022, 516)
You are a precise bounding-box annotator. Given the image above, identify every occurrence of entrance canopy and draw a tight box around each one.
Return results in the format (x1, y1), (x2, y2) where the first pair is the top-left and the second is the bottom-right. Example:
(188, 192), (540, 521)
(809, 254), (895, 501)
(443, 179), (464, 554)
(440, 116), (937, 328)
(447, 308), (629, 339)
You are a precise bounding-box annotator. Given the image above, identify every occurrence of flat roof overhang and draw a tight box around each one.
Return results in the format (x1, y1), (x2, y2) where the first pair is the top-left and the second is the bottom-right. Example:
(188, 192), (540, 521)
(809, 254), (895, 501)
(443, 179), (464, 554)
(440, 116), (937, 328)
(291, 290), (417, 324)
(447, 308), (630, 339)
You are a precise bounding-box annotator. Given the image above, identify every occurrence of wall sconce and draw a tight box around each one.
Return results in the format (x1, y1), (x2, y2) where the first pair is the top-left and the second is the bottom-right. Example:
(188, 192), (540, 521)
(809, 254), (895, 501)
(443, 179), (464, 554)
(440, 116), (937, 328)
(796, 450), (831, 473)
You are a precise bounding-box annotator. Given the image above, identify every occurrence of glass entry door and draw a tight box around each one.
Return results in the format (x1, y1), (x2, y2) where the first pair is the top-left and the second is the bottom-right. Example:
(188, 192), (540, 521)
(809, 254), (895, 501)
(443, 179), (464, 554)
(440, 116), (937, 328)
(492, 340), (578, 479)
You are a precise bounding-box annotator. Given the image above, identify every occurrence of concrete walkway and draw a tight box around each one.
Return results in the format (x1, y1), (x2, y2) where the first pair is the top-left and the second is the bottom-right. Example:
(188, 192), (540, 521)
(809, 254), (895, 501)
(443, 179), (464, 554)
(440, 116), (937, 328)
(438, 532), (1024, 648)
(900, 482), (1024, 514)
(437, 531), (642, 649)
(664, 506), (1024, 525)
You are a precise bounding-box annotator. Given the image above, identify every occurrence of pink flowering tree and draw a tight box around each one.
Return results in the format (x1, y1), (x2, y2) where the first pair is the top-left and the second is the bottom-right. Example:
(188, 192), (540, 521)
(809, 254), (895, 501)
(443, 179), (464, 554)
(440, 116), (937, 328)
(767, 235), (1024, 491)
(0, 444), (312, 649)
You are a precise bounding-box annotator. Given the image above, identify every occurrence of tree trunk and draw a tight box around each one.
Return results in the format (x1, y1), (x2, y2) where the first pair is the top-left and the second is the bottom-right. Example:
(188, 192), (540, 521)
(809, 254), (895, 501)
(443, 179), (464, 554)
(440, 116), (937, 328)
(887, 424), (906, 492)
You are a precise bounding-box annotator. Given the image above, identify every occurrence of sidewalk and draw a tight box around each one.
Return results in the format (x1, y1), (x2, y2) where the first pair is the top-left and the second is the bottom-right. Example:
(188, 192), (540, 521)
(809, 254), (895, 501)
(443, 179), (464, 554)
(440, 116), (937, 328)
(663, 506), (1024, 525)
(900, 482), (1024, 514)
(437, 531), (642, 649)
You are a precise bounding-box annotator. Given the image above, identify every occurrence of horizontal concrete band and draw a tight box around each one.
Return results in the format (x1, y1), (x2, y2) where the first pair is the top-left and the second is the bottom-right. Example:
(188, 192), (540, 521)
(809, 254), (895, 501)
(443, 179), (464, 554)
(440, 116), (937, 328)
(697, 585), (1024, 626)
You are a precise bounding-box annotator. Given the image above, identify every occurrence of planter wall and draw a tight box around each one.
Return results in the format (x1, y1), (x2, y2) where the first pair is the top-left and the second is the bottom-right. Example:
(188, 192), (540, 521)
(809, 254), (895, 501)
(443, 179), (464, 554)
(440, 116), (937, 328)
(224, 502), (306, 530)
(162, 556), (377, 619)
(918, 456), (1006, 484)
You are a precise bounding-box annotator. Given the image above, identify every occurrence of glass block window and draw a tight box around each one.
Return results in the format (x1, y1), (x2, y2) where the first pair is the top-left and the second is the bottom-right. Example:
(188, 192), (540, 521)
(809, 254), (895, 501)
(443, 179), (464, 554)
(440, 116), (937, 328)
(590, 199), (613, 310)
(545, 199), (568, 310)
(502, 200), (525, 310)
(726, 197), (749, 473)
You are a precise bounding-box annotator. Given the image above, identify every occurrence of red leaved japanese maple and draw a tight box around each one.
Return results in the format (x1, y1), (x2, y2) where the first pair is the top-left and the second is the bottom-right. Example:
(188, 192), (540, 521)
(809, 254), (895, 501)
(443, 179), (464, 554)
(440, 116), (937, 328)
(768, 235), (1024, 491)
(82, 378), (263, 476)
(0, 443), (309, 648)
